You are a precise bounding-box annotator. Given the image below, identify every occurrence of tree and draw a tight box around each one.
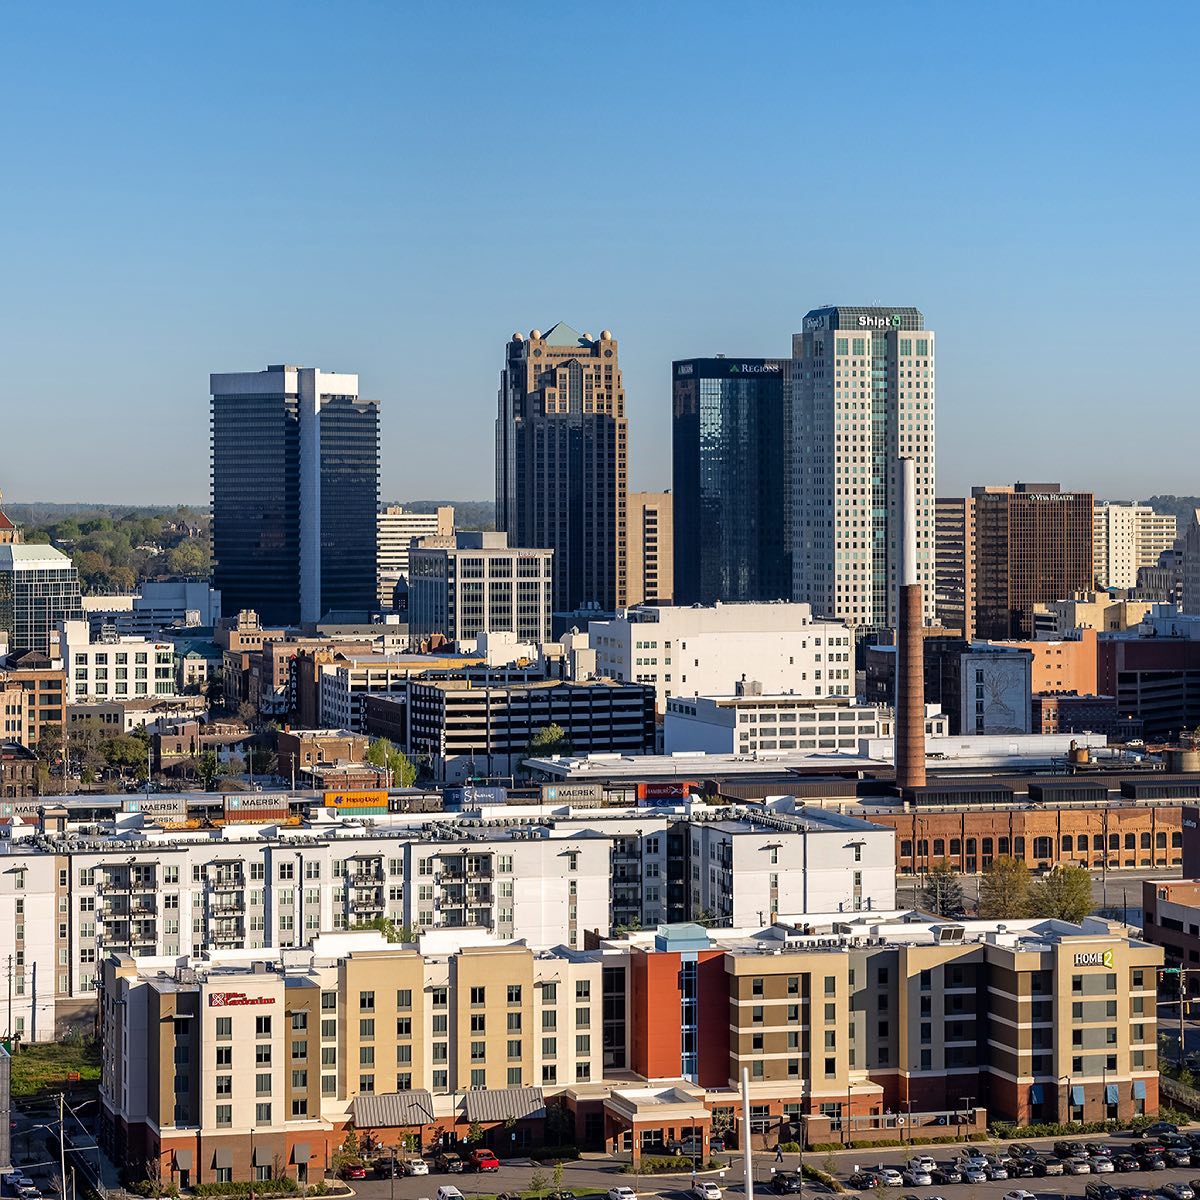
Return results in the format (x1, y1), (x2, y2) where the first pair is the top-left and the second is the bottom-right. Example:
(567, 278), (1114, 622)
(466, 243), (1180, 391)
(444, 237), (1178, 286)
(526, 723), (572, 758)
(466, 1121), (484, 1146)
(350, 916), (417, 943)
(195, 750), (219, 789)
(366, 737), (418, 787)
(920, 858), (965, 917)
(1027, 864), (1094, 923)
(529, 1171), (549, 1198)
(978, 856), (1031, 919)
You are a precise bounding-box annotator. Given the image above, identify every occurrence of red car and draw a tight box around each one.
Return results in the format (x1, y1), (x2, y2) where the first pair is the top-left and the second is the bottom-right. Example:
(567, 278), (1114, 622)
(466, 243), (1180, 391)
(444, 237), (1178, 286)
(469, 1150), (500, 1172)
(340, 1164), (368, 1180)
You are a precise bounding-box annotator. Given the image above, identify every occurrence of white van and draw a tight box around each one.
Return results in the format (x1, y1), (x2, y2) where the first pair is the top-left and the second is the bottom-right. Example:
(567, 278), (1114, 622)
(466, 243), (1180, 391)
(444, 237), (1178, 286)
(437, 1187), (465, 1200)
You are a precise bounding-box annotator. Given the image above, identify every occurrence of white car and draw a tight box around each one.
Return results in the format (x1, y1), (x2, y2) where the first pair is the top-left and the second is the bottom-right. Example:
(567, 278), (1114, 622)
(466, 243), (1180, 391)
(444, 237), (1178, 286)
(609, 1190), (638, 1200)
(1063, 1158), (1093, 1176)
(959, 1165), (988, 1184)
(1089, 1158), (1114, 1174)
(902, 1169), (932, 1186)
(1004, 1191), (1037, 1200)
(404, 1160), (430, 1177)
(873, 1168), (903, 1187)
(692, 1185), (721, 1200)
(908, 1157), (937, 1174)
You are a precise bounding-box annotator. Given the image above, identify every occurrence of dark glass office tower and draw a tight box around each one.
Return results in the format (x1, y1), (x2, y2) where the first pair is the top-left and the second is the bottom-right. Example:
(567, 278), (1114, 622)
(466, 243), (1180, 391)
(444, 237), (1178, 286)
(672, 357), (791, 605)
(211, 366), (379, 626)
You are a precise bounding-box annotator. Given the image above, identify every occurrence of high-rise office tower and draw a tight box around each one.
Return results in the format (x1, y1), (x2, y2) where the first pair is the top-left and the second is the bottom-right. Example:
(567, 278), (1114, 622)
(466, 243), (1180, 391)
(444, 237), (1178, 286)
(626, 492), (674, 607)
(376, 504), (455, 609)
(935, 495), (976, 638)
(672, 358), (791, 605)
(0, 500), (83, 654)
(495, 325), (627, 613)
(1093, 501), (1177, 591)
(791, 308), (936, 629)
(973, 482), (1094, 639)
(210, 365), (379, 626)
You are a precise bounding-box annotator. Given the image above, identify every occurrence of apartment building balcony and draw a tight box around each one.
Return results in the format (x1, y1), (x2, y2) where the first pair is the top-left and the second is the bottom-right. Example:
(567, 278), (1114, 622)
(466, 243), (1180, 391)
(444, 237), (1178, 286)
(211, 925), (243, 944)
(353, 892), (385, 913)
(210, 875), (244, 892)
(131, 897), (157, 916)
(351, 870), (384, 885)
(209, 897), (245, 915)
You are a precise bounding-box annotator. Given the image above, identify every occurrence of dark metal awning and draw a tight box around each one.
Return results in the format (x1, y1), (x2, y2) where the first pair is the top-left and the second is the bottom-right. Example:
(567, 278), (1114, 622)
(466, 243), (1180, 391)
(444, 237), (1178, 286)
(254, 1146), (273, 1167)
(350, 1089), (436, 1128)
(292, 1144), (311, 1165)
(463, 1087), (546, 1124)
(173, 1150), (193, 1171)
(213, 1148), (233, 1169)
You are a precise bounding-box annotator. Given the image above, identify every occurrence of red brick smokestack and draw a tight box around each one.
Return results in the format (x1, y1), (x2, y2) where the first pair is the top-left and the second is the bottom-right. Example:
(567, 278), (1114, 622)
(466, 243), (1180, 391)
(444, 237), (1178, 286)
(896, 456), (927, 791)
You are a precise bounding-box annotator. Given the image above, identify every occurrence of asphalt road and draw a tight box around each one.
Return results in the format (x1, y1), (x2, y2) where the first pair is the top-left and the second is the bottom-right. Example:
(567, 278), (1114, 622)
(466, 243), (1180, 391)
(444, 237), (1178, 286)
(347, 1130), (1200, 1200)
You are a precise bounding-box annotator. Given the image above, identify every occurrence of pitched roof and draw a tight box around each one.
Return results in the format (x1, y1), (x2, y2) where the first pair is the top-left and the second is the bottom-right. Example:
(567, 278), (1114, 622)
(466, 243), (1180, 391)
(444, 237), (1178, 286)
(350, 1089), (436, 1128)
(541, 322), (590, 348)
(462, 1086), (545, 1123)
(0, 511), (13, 530)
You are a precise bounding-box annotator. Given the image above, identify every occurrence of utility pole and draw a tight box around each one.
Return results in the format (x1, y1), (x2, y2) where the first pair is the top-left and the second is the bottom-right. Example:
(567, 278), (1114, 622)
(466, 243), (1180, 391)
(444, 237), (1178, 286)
(741, 1066), (754, 1200)
(58, 1093), (67, 1200)
(7, 954), (12, 1042)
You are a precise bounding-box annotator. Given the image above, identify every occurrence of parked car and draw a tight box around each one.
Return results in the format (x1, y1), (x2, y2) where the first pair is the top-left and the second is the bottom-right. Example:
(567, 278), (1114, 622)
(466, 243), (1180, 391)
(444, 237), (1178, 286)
(1087, 1144), (1115, 1159)
(1008, 1144), (1038, 1161)
(908, 1157), (938, 1174)
(671, 1139), (706, 1156)
(1160, 1185), (1196, 1200)
(848, 1174), (880, 1190)
(901, 1170), (931, 1187)
(437, 1187), (466, 1200)
(960, 1165), (988, 1184)
(1008, 1160), (1037, 1179)
(1064, 1158), (1094, 1176)
(1033, 1158), (1065, 1177)
(1160, 1135), (1191, 1149)
(711, 1138), (727, 1153)
(872, 1168), (903, 1188)
(1090, 1157), (1117, 1174)
(608, 1190), (638, 1200)
(1055, 1141), (1083, 1159)
(340, 1164), (368, 1181)
(1138, 1154), (1167, 1172)
(1114, 1156), (1142, 1173)
(1167, 1150), (1194, 1169)
(985, 1163), (1010, 1182)
(772, 1174), (803, 1195)
(1002, 1190), (1037, 1200)
(403, 1159), (430, 1176)
(691, 1185), (721, 1200)
(436, 1153), (465, 1173)
(956, 1154), (989, 1171)
(931, 1167), (963, 1185)
(469, 1150), (500, 1173)
(1120, 1189), (1157, 1200)
(1086, 1185), (1122, 1200)
(1147, 1123), (1181, 1138)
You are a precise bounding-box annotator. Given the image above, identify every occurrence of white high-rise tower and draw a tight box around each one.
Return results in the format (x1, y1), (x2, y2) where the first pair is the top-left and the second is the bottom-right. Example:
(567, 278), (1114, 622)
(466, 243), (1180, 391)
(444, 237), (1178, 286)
(791, 307), (936, 629)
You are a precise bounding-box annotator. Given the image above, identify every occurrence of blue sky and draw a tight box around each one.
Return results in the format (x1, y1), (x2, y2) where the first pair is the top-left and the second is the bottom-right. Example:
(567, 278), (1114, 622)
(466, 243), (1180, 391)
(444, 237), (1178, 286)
(1, 2), (1195, 504)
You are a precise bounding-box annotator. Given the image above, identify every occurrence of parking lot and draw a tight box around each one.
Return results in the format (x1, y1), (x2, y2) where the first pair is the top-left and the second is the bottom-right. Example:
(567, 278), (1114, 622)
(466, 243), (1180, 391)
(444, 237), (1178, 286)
(344, 1127), (1200, 1200)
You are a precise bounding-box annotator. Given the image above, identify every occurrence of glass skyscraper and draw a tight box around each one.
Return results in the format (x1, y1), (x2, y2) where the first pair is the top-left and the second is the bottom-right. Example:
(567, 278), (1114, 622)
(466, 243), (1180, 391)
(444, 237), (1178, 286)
(791, 307), (936, 630)
(0, 544), (84, 655)
(211, 365), (379, 626)
(672, 357), (791, 605)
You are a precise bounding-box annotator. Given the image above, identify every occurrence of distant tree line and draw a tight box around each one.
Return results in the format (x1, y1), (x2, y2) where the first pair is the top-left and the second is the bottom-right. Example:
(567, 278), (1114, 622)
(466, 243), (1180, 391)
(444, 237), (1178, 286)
(11, 505), (211, 593)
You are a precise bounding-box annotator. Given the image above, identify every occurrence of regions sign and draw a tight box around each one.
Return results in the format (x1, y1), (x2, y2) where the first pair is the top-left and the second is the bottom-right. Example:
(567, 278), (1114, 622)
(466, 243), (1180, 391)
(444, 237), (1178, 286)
(324, 790), (389, 811)
(209, 992), (276, 1007)
(540, 783), (604, 807)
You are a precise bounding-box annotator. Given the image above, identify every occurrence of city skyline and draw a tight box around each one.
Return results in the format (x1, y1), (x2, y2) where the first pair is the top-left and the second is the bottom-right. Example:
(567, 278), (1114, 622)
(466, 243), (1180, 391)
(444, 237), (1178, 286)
(2, 4), (1197, 503)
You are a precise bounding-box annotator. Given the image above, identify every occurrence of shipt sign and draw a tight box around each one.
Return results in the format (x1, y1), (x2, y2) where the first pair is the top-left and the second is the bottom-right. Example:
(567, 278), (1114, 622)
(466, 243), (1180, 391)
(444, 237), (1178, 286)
(324, 790), (389, 814)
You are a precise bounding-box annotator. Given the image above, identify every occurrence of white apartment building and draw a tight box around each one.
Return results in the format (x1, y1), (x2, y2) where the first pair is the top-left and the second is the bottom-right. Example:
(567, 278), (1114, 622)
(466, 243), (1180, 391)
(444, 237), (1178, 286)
(664, 694), (948, 755)
(686, 802), (895, 924)
(377, 504), (454, 609)
(589, 601), (852, 711)
(791, 306), (936, 628)
(1094, 502), (1177, 591)
(408, 532), (554, 648)
(58, 619), (180, 704)
(0, 800), (893, 1040)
